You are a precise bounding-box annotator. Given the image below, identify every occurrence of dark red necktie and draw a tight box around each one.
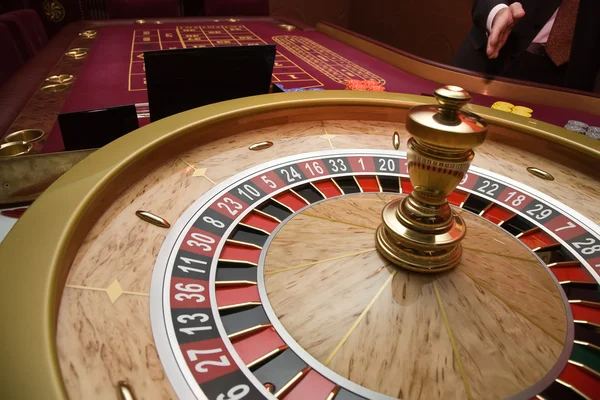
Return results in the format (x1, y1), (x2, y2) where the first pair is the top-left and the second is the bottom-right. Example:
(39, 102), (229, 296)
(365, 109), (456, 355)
(545, 0), (580, 66)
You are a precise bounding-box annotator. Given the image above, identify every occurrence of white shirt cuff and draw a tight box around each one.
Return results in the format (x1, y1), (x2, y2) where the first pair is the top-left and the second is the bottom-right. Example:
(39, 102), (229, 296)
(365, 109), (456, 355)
(487, 4), (509, 33)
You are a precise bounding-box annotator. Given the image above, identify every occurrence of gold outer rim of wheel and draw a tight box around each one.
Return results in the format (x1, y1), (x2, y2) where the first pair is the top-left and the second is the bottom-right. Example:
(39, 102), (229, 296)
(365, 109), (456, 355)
(0, 91), (598, 399)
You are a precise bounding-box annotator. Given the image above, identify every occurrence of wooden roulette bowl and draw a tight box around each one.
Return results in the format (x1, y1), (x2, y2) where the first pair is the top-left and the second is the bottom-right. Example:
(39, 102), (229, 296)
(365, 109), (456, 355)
(1, 90), (599, 400)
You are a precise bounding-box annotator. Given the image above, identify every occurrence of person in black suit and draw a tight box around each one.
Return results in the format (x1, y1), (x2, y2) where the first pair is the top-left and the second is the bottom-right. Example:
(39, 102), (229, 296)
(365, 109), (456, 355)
(452, 0), (600, 92)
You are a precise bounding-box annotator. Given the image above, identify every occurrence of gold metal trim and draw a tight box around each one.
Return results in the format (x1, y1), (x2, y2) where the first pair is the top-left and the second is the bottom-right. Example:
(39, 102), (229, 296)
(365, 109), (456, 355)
(289, 189), (310, 205)
(478, 202), (494, 217)
(4, 129), (45, 144)
(574, 320), (600, 330)
(238, 222), (272, 236)
(254, 208), (282, 223)
(352, 175), (363, 193)
(217, 259), (258, 267)
(217, 301), (262, 311)
(266, 248), (377, 276)
(569, 299), (600, 307)
(301, 212), (377, 231)
(215, 280), (257, 286)
(458, 192), (469, 208)
(0, 141), (32, 158)
(568, 360), (600, 378)
(527, 167), (555, 181)
(271, 198), (295, 213)
(548, 261), (581, 268)
(135, 19), (146, 24)
(227, 324), (272, 340)
(326, 386), (341, 400)
(246, 346), (287, 369)
(264, 383), (275, 393)
(225, 239), (263, 250)
(135, 210), (170, 228)
(434, 281), (473, 399)
(561, 281), (597, 286)
(555, 379), (591, 400)
(249, 141), (273, 151)
(324, 269), (396, 365)
(459, 268), (563, 344)
(573, 339), (600, 352)
(330, 177), (345, 195)
(45, 74), (74, 84)
(533, 243), (561, 253)
(375, 175), (383, 192)
(40, 83), (69, 93)
(274, 367), (309, 398)
(516, 227), (540, 238)
(0, 91), (598, 399)
(308, 181), (328, 199)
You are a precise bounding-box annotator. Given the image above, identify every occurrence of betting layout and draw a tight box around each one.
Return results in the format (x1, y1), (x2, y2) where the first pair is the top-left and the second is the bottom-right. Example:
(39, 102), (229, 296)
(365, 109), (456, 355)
(129, 25), (388, 93)
(151, 149), (600, 400)
(129, 25), (324, 92)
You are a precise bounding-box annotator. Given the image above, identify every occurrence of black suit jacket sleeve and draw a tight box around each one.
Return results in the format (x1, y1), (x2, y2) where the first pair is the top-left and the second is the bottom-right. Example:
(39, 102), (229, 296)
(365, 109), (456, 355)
(472, 0), (510, 33)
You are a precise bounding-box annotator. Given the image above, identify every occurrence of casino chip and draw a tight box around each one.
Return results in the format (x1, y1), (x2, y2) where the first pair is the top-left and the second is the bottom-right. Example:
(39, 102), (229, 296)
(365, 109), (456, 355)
(564, 120), (590, 134)
(493, 105), (513, 112)
(492, 102), (534, 118)
(567, 120), (589, 129)
(565, 125), (587, 134)
(345, 79), (386, 92)
(511, 110), (532, 118)
(587, 131), (600, 140)
(512, 105), (533, 113)
(586, 126), (600, 140)
(492, 101), (514, 109)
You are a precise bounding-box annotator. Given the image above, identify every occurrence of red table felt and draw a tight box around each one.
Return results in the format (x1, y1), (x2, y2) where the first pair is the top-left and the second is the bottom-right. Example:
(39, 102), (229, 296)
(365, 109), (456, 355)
(42, 20), (600, 153)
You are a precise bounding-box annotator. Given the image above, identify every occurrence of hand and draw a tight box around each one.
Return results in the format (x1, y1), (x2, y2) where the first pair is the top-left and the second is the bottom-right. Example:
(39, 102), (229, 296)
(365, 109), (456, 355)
(487, 2), (526, 59)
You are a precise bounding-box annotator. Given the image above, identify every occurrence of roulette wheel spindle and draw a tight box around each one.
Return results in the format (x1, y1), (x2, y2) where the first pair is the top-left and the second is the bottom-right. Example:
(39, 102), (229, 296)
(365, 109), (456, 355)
(376, 85), (488, 272)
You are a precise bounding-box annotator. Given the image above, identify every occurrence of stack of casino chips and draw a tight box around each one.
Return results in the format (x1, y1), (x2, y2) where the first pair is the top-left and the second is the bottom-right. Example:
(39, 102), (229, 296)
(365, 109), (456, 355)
(491, 101), (533, 118)
(564, 120), (600, 140)
(345, 79), (385, 92)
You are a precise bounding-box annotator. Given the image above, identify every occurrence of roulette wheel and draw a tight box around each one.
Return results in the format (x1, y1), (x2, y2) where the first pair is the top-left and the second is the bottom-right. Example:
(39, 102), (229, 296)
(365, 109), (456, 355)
(1, 88), (600, 400)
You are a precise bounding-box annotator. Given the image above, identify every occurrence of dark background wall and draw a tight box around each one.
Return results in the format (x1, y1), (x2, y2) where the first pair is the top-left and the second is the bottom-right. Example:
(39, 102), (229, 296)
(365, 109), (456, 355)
(270, 0), (472, 65)
(347, 0), (472, 64)
(270, 0), (349, 31)
(2, 0), (472, 65)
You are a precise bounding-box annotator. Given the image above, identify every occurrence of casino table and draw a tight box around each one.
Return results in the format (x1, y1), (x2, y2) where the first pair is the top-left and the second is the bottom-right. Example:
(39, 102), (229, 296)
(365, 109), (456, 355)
(1, 85), (600, 400)
(2, 17), (600, 155)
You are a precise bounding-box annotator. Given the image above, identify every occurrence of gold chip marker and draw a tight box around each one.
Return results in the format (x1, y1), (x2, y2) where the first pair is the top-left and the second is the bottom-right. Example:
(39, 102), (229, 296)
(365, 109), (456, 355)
(376, 85), (488, 272)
